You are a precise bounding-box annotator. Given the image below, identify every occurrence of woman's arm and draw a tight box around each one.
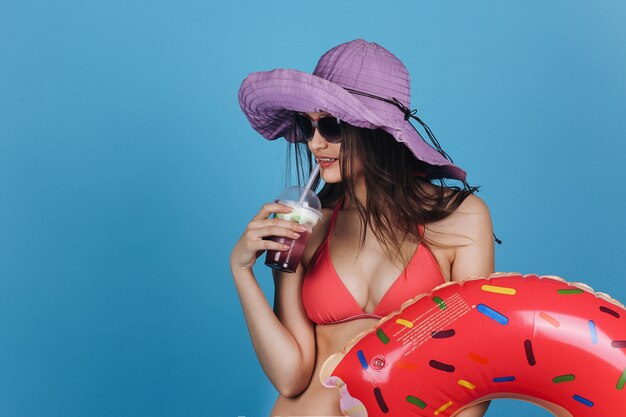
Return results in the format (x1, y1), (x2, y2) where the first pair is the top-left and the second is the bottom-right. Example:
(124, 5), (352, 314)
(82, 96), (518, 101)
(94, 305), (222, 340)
(231, 266), (315, 397)
(230, 203), (316, 397)
(449, 194), (495, 417)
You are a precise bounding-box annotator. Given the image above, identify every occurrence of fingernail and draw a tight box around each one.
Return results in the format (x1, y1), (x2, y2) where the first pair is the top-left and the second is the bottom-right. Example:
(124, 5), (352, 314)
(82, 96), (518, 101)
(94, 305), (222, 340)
(296, 225), (308, 232)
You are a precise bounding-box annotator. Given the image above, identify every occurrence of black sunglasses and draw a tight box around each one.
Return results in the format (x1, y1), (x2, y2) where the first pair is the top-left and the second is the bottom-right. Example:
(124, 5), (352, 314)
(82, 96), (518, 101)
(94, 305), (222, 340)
(294, 113), (343, 143)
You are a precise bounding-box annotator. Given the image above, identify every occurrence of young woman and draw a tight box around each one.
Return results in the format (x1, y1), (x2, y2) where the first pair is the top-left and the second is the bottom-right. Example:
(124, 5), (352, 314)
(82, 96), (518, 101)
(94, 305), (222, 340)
(232, 39), (495, 416)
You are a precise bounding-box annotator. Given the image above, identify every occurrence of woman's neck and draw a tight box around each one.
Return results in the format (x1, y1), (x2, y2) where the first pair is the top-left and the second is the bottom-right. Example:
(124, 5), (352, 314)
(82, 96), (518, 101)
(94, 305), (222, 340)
(343, 177), (367, 209)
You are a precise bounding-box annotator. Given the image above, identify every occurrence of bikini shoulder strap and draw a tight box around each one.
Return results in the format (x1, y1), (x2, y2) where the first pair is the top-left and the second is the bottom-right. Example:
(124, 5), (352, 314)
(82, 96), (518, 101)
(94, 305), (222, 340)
(328, 199), (343, 233)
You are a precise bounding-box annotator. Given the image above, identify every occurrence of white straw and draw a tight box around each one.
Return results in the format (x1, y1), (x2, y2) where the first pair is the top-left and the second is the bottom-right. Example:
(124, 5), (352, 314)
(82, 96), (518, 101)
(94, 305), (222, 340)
(299, 164), (320, 204)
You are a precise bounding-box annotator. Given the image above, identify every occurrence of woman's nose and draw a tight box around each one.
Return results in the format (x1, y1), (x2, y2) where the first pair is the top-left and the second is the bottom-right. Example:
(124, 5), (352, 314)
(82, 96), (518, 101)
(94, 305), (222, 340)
(308, 128), (328, 150)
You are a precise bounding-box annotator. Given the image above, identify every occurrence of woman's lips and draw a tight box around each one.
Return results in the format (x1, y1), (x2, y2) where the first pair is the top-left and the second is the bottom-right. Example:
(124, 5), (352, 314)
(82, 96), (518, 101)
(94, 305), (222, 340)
(317, 157), (337, 168)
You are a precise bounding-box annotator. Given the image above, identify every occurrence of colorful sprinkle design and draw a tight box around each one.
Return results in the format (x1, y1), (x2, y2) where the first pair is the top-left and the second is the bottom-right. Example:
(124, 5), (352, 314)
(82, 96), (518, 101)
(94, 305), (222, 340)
(477, 303), (509, 325)
(493, 376), (516, 383)
(373, 387), (389, 413)
(600, 305), (620, 318)
(617, 369), (626, 390)
(395, 318), (413, 328)
(458, 379), (476, 390)
(553, 374), (575, 383)
(434, 401), (453, 415)
(432, 296), (447, 310)
(558, 288), (584, 295)
(432, 329), (456, 338)
(539, 312), (560, 327)
(573, 394), (593, 407)
(468, 352), (489, 365)
(394, 361), (418, 370)
(406, 395), (426, 409)
(376, 328), (390, 344)
(524, 339), (536, 366)
(357, 350), (368, 370)
(429, 360), (455, 373)
(481, 284), (517, 295)
(589, 320), (598, 344)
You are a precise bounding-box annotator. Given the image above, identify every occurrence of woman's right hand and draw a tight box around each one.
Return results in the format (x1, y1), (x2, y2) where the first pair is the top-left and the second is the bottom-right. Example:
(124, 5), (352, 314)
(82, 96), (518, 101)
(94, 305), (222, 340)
(230, 202), (309, 272)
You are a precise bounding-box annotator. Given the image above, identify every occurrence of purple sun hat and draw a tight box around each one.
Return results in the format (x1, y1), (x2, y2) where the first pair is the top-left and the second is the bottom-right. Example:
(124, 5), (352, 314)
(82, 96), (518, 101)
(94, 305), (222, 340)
(238, 39), (466, 181)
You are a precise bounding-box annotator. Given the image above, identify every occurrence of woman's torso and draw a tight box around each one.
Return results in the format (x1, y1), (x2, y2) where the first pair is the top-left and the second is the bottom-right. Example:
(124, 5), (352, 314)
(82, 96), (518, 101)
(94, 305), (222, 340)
(270, 196), (455, 416)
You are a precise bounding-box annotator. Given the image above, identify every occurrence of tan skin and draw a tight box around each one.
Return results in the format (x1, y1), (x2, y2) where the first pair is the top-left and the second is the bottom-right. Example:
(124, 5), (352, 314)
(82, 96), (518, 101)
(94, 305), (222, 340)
(231, 112), (494, 416)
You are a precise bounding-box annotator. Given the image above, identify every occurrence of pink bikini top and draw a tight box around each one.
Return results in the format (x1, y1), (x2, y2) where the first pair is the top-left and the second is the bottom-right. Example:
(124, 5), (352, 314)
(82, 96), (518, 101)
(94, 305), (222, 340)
(302, 201), (445, 325)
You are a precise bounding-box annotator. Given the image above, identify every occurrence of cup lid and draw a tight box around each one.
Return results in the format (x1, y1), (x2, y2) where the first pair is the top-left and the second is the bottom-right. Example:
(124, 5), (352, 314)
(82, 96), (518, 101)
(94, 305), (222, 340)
(277, 186), (322, 213)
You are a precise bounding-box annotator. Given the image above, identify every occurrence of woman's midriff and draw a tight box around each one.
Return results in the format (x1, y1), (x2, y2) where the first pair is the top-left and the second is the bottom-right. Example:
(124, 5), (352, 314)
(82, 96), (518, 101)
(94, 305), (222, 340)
(269, 318), (379, 416)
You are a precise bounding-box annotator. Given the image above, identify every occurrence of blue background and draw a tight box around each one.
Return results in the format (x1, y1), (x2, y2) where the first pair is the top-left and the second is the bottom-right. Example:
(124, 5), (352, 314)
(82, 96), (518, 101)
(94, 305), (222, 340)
(1, 1), (625, 416)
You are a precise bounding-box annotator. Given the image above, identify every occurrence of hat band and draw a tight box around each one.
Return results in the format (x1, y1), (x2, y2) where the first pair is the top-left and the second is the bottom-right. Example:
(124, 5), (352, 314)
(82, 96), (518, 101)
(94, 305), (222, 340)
(343, 87), (455, 164)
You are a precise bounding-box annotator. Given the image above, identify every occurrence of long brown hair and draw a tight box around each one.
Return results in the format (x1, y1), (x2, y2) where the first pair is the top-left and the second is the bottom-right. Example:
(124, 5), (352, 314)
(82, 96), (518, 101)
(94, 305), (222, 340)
(287, 121), (477, 266)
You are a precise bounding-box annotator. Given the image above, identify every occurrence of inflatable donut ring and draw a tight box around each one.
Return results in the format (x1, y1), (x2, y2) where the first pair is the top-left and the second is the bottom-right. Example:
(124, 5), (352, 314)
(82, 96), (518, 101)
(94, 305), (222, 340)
(320, 273), (626, 416)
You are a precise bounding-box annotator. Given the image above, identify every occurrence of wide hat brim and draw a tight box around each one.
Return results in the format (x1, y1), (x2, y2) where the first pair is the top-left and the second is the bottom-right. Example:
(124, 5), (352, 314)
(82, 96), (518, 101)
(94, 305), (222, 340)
(238, 68), (466, 181)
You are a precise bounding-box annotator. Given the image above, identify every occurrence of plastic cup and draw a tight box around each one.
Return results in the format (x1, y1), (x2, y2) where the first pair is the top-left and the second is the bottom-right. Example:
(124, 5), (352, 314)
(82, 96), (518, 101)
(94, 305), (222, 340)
(264, 186), (322, 273)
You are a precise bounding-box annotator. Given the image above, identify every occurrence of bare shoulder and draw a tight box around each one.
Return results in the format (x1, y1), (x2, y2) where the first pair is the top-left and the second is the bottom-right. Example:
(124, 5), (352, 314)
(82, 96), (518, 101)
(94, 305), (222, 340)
(425, 192), (493, 247)
(451, 193), (492, 231)
(435, 193), (495, 281)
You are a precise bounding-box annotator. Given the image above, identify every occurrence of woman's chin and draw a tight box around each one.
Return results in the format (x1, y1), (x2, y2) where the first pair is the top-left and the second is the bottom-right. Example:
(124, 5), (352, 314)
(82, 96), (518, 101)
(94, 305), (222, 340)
(321, 173), (342, 184)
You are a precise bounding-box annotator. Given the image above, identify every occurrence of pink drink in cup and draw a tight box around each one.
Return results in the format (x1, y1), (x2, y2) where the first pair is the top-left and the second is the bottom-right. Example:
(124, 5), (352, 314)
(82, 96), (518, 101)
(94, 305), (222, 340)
(265, 186), (322, 273)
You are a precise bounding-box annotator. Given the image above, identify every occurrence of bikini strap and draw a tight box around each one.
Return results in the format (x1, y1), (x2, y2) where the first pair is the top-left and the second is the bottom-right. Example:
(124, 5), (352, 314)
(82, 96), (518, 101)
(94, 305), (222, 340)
(328, 199), (343, 235)
(308, 200), (343, 265)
